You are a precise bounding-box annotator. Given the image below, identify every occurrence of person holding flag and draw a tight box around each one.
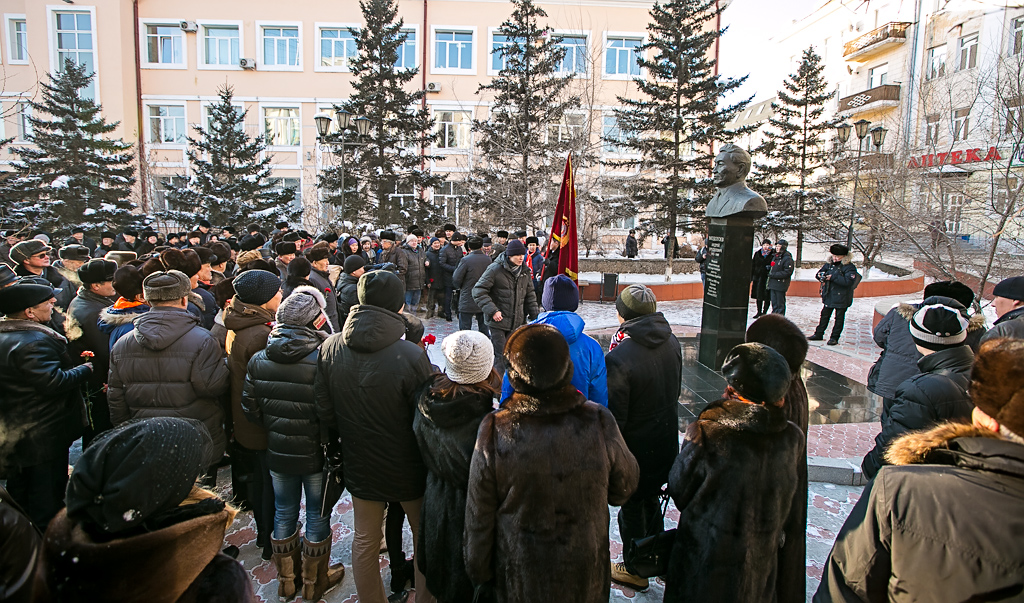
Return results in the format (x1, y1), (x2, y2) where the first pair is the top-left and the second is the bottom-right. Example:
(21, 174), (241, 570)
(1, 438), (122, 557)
(540, 154), (579, 293)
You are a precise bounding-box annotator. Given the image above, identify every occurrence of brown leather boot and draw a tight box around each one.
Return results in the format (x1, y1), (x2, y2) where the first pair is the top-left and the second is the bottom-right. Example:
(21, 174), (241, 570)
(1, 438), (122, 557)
(271, 528), (302, 601)
(302, 536), (345, 601)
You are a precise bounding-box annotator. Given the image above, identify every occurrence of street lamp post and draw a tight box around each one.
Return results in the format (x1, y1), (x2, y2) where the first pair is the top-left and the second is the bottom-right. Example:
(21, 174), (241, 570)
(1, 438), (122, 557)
(314, 109), (371, 225)
(837, 119), (872, 248)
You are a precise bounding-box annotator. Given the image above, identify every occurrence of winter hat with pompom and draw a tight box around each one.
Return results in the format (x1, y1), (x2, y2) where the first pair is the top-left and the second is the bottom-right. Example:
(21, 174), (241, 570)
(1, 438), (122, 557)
(442, 330), (494, 384)
(276, 285), (331, 332)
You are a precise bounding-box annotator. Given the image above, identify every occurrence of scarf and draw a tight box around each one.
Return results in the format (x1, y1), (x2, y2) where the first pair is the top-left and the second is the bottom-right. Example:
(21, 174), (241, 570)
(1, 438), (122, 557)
(112, 297), (147, 310)
(609, 326), (629, 351)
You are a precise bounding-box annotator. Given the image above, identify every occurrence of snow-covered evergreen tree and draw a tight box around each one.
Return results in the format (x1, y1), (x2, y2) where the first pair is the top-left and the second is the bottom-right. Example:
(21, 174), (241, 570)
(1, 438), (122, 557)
(753, 46), (840, 261)
(319, 0), (444, 227)
(162, 85), (296, 227)
(7, 60), (135, 231)
(468, 0), (580, 228)
(610, 0), (749, 266)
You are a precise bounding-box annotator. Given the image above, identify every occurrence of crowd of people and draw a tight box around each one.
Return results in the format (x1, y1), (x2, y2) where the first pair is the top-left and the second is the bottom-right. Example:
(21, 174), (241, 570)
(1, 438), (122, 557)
(0, 219), (1022, 603)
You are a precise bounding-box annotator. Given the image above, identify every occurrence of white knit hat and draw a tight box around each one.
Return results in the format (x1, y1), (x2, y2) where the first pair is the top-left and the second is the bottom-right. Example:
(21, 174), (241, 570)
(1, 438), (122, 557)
(442, 330), (494, 384)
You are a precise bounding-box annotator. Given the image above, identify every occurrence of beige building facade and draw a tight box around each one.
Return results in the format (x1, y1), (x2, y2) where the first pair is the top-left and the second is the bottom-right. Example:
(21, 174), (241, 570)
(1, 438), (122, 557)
(0, 0), (660, 233)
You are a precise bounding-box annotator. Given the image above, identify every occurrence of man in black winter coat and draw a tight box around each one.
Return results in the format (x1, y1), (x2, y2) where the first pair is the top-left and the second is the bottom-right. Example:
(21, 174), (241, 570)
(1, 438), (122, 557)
(605, 285), (682, 591)
(817, 338), (1024, 603)
(810, 244), (860, 345)
(314, 270), (435, 603)
(0, 282), (92, 529)
(452, 236), (492, 336)
(423, 238), (445, 318)
(981, 275), (1024, 343)
(861, 303), (974, 479)
(337, 255), (366, 324)
(750, 239), (774, 317)
(10, 240), (74, 310)
(767, 239), (794, 315)
(439, 234), (467, 321)
(378, 231), (408, 281)
(472, 240), (539, 374)
(624, 230), (639, 259)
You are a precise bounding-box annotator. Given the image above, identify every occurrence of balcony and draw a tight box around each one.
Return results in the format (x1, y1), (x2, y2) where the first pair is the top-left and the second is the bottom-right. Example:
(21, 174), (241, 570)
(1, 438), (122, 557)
(838, 84), (901, 116)
(843, 22), (912, 62)
(834, 152), (894, 173)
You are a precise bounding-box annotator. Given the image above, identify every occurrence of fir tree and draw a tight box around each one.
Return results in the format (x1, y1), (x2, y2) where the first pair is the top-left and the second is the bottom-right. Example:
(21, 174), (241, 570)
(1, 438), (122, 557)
(610, 0), (749, 270)
(162, 85), (296, 228)
(753, 46), (840, 262)
(320, 0), (444, 227)
(468, 0), (580, 228)
(8, 60), (136, 231)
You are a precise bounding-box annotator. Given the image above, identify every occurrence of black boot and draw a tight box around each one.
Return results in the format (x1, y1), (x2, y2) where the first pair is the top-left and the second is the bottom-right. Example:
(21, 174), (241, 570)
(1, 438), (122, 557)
(389, 558), (414, 594)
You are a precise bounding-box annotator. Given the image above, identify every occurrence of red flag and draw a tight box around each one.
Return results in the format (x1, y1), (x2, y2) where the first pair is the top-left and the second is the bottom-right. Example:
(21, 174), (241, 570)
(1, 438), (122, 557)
(544, 154), (579, 282)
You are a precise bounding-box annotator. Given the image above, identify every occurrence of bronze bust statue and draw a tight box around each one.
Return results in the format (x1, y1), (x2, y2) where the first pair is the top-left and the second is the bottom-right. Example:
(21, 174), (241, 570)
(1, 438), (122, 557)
(705, 144), (768, 219)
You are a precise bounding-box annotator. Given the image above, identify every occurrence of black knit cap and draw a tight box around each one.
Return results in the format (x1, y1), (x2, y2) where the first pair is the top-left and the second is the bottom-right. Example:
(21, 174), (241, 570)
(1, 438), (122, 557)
(232, 269), (282, 305)
(344, 254), (366, 275)
(909, 303), (968, 351)
(993, 276), (1024, 302)
(0, 283), (56, 315)
(722, 342), (792, 404)
(357, 269), (405, 312)
(77, 259), (117, 285)
(65, 417), (213, 534)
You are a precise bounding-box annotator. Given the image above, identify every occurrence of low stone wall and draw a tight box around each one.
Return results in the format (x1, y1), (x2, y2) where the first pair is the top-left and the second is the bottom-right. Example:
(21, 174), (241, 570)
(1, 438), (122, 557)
(579, 257), (697, 274)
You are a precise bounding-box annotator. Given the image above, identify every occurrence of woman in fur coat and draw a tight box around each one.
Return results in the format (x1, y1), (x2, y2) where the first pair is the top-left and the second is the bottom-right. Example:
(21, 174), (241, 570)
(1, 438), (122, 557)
(666, 343), (803, 603)
(464, 323), (638, 603)
(413, 330), (499, 603)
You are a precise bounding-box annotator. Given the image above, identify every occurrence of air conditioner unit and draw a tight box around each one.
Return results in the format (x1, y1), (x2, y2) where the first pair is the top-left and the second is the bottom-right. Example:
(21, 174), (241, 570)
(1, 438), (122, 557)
(179, 21), (198, 33)
(426, 82), (442, 93)
(239, 58), (257, 70)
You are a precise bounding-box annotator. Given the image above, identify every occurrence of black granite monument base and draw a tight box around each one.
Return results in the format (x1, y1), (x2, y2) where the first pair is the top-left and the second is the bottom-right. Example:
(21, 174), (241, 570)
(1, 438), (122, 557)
(698, 216), (755, 369)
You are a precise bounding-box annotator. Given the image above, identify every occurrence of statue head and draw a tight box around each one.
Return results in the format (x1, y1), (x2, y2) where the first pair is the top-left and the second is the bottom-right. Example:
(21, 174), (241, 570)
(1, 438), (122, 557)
(713, 144), (752, 188)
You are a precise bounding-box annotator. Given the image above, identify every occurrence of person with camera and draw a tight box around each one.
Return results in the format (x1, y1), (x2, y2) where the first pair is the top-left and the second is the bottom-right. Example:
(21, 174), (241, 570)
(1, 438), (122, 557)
(809, 244), (859, 346)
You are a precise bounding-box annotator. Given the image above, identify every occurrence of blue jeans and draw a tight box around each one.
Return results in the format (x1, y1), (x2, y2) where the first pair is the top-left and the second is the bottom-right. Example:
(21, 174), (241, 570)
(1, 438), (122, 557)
(269, 470), (330, 542)
(405, 289), (422, 310)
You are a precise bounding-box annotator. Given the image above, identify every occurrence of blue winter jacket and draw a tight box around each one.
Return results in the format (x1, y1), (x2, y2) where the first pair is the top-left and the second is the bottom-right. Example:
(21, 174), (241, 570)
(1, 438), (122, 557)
(97, 303), (150, 350)
(500, 310), (608, 406)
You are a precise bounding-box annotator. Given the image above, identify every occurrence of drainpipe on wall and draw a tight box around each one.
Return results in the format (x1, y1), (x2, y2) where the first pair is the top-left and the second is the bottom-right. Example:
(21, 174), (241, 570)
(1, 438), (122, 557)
(712, 0), (721, 174)
(420, 0), (429, 205)
(133, 0), (148, 207)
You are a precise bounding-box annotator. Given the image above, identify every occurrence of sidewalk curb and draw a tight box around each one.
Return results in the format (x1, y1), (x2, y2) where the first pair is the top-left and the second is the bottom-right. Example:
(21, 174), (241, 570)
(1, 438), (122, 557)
(808, 456), (868, 486)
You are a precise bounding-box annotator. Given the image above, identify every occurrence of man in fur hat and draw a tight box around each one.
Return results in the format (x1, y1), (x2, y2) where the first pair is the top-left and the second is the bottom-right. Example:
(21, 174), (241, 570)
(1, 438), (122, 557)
(809, 244), (859, 345)
(816, 338), (1024, 602)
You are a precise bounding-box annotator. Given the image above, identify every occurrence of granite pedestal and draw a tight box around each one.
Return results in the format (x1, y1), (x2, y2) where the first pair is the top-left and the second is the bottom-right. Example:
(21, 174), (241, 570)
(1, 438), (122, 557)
(698, 216), (755, 369)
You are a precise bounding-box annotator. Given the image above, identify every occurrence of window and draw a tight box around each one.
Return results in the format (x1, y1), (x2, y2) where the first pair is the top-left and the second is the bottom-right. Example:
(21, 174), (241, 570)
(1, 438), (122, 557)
(605, 36), (641, 77)
(952, 108), (970, 142)
(555, 35), (588, 74)
(924, 115), (940, 145)
(926, 45), (946, 80)
(154, 176), (186, 211)
(262, 26), (299, 67)
(958, 34), (978, 70)
(13, 102), (31, 141)
(54, 12), (95, 97)
(610, 215), (636, 229)
(8, 18), (27, 63)
(943, 191), (965, 233)
(269, 177), (302, 211)
(436, 110), (471, 149)
(204, 103), (245, 133)
(603, 114), (629, 153)
(1006, 100), (1024, 137)
(491, 33), (523, 73)
(434, 29), (473, 72)
(145, 25), (184, 65)
(434, 181), (467, 219)
(1012, 17), (1024, 56)
(389, 182), (416, 209)
(395, 29), (416, 69)
(547, 112), (585, 142)
(149, 105), (186, 143)
(203, 24), (240, 66)
(264, 107), (300, 146)
(319, 27), (357, 69)
(868, 63), (888, 88)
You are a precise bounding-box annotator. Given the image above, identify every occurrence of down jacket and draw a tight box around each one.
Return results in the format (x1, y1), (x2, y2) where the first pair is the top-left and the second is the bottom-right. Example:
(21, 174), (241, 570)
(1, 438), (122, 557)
(97, 299), (150, 350)
(499, 311), (609, 406)
(464, 386), (638, 603)
(307, 268), (340, 333)
(815, 256), (859, 309)
(0, 320), (89, 476)
(107, 306), (230, 467)
(471, 253), (539, 332)
(867, 296), (987, 400)
(413, 378), (496, 603)
(336, 273), (360, 324)
(861, 344), (974, 480)
(816, 423), (1024, 603)
(401, 243), (426, 292)
(439, 243), (465, 286)
(315, 304), (433, 502)
(981, 305), (1024, 343)
(242, 325), (328, 475)
(378, 243), (408, 280)
(767, 247), (795, 292)
(224, 298), (275, 451)
(453, 249), (493, 314)
(606, 312), (683, 497)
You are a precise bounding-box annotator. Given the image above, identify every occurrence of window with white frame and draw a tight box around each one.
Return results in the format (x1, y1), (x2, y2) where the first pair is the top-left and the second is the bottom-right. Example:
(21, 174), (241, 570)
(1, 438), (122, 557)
(926, 45), (946, 80)
(54, 11), (95, 97)
(605, 36), (641, 77)
(262, 26), (299, 67)
(319, 27), (357, 69)
(952, 107), (970, 142)
(149, 105), (186, 143)
(603, 114), (630, 153)
(924, 115), (940, 145)
(269, 177), (302, 211)
(1006, 99), (1024, 137)
(264, 108), (300, 146)
(204, 103), (245, 133)
(555, 35), (587, 74)
(395, 29), (416, 69)
(868, 63), (888, 88)
(436, 110), (472, 149)
(145, 25), (184, 65)
(957, 33), (978, 70)
(610, 214), (636, 229)
(1012, 17), (1024, 56)
(944, 190), (965, 233)
(491, 34), (523, 72)
(434, 30), (473, 72)
(547, 112), (585, 143)
(8, 18), (27, 63)
(434, 180), (466, 218)
(203, 24), (240, 66)
(389, 181), (416, 209)
(13, 102), (31, 141)
(154, 176), (186, 211)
